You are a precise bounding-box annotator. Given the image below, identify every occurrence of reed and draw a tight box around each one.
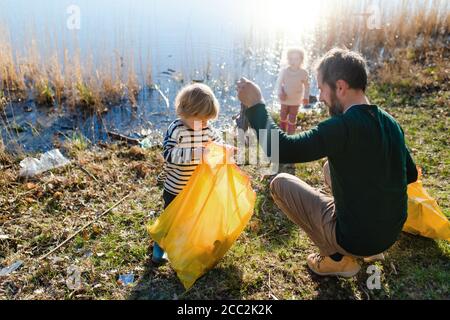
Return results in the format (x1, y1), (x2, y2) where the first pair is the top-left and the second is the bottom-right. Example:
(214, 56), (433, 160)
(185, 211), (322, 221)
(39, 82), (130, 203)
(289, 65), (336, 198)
(0, 0), (447, 111)
(35, 79), (55, 106)
(0, 90), (6, 110)
(310, 0), (449, 62)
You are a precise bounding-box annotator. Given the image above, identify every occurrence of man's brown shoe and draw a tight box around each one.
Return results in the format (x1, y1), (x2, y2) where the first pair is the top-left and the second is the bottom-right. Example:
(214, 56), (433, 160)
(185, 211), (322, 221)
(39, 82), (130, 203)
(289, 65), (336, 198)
(307, 253), (361, 278)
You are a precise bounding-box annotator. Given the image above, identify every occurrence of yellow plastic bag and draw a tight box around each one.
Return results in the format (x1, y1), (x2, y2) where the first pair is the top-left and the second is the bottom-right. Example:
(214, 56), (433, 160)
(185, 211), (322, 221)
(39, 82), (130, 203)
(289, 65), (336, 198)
(148, 142), (256, 289)
(403, 175), (450, 241)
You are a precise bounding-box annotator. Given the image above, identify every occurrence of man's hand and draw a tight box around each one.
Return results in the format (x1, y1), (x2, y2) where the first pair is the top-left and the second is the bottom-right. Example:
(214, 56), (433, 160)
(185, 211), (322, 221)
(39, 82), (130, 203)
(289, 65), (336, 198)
(237, 77), (264, 108)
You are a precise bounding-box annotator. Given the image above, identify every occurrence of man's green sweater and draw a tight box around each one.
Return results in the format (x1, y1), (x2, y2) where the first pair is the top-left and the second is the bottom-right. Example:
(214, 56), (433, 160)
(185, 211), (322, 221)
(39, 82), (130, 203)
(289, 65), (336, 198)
(245, 103), (418, 256)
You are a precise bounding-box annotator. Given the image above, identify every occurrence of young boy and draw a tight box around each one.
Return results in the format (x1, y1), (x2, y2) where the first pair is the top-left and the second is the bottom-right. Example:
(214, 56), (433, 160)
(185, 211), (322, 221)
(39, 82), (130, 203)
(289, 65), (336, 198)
(276, 48), (310, 135)
(152, 83), (224, 263)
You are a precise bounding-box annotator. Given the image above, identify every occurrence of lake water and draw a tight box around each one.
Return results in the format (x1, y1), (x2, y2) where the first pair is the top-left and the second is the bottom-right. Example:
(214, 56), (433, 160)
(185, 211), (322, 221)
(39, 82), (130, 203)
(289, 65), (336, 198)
(0, 0), (436, 153)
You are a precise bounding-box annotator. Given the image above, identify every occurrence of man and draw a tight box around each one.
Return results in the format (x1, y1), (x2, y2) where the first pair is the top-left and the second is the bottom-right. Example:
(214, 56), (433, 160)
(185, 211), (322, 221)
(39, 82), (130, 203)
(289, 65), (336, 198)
(237, 48), (418, 277)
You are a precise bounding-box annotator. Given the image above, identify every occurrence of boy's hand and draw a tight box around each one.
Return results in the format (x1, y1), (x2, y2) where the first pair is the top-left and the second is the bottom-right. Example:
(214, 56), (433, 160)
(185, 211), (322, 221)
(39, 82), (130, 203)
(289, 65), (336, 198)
(303, 98), (309, 106)
(279, 92), (287, 102)
(201, 143), (237, 165)
(224, 144), (237, 164)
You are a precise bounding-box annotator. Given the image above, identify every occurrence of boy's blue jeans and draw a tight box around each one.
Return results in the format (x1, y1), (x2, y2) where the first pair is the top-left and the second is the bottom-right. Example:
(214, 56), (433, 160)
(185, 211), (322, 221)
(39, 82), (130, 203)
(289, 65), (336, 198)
(152, 190), (177, 262)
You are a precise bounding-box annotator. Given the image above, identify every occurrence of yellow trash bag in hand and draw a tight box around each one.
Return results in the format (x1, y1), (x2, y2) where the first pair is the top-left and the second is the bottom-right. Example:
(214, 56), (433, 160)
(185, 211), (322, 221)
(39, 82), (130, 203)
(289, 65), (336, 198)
(403, 172), (450, 241)
(148, 142), (256, 290)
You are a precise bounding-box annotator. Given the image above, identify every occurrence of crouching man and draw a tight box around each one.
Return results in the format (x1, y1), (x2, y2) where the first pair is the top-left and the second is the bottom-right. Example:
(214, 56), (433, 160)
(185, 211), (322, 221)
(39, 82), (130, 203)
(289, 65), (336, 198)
(237, 48), (418, 277)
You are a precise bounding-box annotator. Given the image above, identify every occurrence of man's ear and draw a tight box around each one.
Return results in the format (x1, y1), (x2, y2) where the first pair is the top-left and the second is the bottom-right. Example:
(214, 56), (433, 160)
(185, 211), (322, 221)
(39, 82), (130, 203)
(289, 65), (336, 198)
(335, 80), (349, 96)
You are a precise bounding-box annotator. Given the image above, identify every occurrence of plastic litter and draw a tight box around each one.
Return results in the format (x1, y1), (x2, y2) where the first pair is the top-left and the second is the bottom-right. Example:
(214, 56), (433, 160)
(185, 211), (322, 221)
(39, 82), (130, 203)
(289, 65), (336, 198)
(118, 273), (135, 286)
(139, 136), (155, 149)
(0, 260), (24, 276)
(19, 149), (71, 177)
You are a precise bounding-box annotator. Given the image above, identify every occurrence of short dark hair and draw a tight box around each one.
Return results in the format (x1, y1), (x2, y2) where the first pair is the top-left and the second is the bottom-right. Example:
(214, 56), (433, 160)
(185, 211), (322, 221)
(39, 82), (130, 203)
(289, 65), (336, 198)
(316, 48), (368, 92)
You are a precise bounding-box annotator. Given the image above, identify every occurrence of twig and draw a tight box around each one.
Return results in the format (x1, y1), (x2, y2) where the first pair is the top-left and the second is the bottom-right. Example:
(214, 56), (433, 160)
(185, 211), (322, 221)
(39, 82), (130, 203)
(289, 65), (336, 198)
(390, 262), (398, 275)
(267, 270), (279, 300)
(39, 193), (131, 260)
(260, 197), (267, 216)
(179, 285), (196, 299)
(75, 163), (99, 182)
(359, 285), (371, 300)
(105, 131), (140, 146)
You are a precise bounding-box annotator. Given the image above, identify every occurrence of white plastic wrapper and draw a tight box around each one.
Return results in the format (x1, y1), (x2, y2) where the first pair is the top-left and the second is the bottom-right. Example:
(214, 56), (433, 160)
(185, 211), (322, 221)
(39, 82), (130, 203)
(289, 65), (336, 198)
(19, 149), (71, 177)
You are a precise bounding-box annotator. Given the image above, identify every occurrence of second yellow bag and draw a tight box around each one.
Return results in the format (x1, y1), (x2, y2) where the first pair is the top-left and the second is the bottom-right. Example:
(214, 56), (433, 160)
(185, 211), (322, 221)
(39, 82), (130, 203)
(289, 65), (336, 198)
(403, 177), (450, 241)
(148, 142), (256, 290)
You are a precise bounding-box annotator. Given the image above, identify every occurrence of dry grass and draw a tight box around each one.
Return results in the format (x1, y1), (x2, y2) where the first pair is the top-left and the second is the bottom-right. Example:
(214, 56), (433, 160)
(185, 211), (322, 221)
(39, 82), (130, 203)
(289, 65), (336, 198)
(0, 90), (7, 110)
(310, 0), (449, 63)
(0, 38), (141, 112)
(0, 1), (448, 112)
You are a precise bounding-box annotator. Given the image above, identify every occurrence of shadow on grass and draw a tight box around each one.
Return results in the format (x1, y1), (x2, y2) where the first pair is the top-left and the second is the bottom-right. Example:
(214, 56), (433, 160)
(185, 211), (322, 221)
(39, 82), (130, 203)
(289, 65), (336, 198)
(251, 164), (331, 252)
(374, 233), (449, 299)
(309, 232), (449, 300)
(128, 257), (244, 300)
(250, 167), (301, 251)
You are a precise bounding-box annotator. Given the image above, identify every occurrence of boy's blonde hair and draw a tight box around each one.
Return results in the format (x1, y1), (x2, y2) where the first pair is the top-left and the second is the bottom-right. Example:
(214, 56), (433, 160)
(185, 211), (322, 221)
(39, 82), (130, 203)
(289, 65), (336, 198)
(175, 83), (220, 120)
(286, 47), (306, 67)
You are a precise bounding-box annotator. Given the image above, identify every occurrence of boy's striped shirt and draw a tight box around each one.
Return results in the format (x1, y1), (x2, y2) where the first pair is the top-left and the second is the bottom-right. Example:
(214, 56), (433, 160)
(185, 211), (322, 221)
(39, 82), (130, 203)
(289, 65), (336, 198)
(162, 119), (222, 195)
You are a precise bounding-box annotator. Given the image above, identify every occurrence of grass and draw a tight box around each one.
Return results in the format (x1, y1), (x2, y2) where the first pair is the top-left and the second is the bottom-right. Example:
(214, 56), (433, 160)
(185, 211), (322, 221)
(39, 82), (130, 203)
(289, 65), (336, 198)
(0, 50), (448, 300)
(75, 82), (97, 109)
(35, 80), (55, 106)
(0, 91), (6, 110)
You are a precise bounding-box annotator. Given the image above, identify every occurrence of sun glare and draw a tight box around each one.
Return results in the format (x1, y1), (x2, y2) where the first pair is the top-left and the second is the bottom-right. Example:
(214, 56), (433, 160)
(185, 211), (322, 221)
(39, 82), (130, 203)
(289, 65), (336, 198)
(253, 0), (324, 40)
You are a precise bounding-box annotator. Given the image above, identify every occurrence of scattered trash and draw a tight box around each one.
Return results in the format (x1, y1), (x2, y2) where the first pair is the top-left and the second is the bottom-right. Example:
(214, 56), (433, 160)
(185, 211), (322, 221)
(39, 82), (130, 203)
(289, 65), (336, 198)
(19, 149), (71, 178)
(149, 211), (156, 219)
(0, 260), (24, 276)
(82, 250), (93, 259)
(117, 273), (135, 286)
(66, 265), (82, 290)
(139, 136), (155, 149)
